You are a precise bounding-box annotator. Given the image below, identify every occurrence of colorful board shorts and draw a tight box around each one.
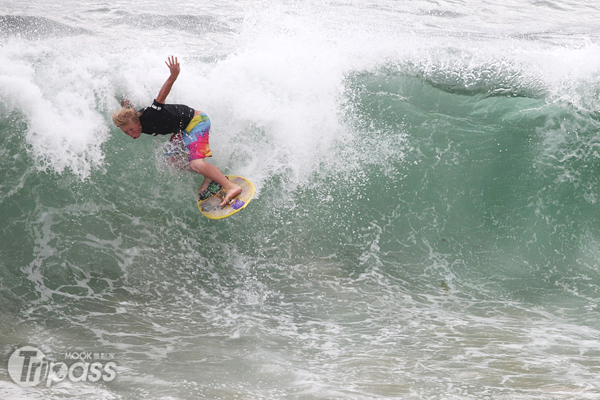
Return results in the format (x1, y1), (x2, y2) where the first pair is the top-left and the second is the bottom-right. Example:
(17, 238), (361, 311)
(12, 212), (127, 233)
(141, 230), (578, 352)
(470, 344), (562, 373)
(172, 112), (213, 161)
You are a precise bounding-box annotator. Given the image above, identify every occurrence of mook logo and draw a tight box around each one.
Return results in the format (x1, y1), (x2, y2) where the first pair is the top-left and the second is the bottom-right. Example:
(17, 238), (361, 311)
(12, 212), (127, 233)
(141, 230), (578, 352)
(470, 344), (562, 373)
(8, 346), (117, 388)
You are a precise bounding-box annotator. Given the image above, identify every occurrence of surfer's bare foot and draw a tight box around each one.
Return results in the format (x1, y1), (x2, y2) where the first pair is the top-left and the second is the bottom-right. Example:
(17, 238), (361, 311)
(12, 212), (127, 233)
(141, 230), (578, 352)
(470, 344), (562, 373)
(219, 184), (242, 207)
(198, 178), (212, 193)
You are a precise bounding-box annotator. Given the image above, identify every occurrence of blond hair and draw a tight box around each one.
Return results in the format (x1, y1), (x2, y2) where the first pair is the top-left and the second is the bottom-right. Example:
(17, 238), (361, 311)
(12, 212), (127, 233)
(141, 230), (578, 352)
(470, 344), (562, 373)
(112, 103), (141, 128)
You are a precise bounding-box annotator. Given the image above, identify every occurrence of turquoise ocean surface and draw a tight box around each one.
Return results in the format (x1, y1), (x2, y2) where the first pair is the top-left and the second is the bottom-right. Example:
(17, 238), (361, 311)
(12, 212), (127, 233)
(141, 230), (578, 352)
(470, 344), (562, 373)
(1, 0), (600, 398)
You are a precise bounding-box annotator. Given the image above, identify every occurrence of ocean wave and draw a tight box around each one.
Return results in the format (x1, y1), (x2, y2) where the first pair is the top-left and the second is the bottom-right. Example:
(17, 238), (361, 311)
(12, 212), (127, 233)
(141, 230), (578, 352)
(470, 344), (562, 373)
(0, 15), (91, 39)
(114, 12), (233, 35)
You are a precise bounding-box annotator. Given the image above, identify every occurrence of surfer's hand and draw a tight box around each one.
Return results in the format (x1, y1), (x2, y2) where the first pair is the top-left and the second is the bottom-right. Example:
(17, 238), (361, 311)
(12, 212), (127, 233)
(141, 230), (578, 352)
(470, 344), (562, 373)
(165, 56), (180, 80)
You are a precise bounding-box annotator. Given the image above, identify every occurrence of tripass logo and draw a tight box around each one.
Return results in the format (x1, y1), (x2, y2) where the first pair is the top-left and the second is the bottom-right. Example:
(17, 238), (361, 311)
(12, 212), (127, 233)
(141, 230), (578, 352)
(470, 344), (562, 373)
(8, 346), (117, 388)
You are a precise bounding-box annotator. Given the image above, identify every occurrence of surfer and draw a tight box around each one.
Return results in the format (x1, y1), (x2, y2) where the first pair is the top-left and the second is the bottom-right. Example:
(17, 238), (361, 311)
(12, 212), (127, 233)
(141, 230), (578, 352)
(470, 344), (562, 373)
(112, 56), (241, 207)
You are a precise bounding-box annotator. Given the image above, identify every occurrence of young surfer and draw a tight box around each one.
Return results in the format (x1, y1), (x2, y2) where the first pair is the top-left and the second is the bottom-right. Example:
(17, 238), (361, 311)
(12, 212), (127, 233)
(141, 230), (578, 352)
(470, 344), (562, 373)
(112, 56), (241, 207)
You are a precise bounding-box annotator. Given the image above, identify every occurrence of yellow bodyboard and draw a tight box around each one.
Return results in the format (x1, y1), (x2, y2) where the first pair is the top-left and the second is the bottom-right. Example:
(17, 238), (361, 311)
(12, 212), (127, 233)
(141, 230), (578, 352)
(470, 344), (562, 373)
(197, 175), (255, 220)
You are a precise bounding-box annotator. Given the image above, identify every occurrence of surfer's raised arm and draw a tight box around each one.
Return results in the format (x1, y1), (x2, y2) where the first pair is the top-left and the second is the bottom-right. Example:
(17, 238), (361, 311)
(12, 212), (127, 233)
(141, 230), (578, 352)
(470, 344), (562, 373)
(155, 56), (180, 104)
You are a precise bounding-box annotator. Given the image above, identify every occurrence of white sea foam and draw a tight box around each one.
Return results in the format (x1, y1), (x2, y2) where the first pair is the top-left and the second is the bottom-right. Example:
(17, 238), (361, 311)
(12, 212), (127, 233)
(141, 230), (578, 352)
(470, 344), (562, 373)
(0, 39), (110, 178)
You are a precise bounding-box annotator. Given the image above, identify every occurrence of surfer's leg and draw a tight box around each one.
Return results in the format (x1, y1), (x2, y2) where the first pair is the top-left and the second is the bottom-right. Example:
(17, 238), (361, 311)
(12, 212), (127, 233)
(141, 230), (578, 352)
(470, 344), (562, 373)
(189, 159), (242, 207)
(183, 112), (241, 206)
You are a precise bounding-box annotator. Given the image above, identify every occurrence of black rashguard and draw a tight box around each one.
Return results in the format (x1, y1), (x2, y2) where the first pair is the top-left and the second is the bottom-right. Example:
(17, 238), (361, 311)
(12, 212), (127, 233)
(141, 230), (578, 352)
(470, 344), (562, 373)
(138, 99), (195, 136)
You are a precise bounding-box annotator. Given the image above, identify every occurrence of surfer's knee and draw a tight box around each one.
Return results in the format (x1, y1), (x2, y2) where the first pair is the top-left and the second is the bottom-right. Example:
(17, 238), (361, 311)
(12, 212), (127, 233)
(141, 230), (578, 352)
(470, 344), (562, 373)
(189, 159), (207, 173)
